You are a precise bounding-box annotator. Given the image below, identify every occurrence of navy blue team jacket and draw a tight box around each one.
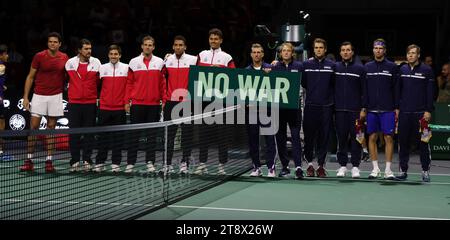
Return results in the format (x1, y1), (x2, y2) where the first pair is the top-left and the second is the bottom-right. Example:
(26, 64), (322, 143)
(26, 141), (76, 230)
(363, 58), (399, 111)
(398, 62), (435, 113)
(334, 60), (366, 112)
(301, 58), (335, 107)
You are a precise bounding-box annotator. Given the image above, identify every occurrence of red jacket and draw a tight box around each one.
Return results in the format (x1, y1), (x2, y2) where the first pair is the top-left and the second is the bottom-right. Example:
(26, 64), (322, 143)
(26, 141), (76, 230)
(197, 48), (235, 68)
(164, 53), (197, 102)
(99, 62), (128, 110)
(126, 54), (166, 106)
(65, 56), (101, 104)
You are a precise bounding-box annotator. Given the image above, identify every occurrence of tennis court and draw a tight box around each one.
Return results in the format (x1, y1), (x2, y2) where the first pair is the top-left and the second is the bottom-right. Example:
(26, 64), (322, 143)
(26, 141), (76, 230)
(1, 108), (449, 220)
(139, 154), (450, 220)
(0, 107), (255, 220)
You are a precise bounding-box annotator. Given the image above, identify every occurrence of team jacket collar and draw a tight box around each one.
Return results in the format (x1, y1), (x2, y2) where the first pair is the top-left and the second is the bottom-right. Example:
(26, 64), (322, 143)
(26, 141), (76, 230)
(140, 53), (153, 63)
(174, 52), (186, 60)
(374, 58), (387, 64)
(408, 61), (422, 70)
(108, 61), (122, 67)
(341, 59), (355, 65)
(71, 55), (93, 70)
(313, 57), (326, 63)
(76, 55), (93, 64)
(250, 62), (268, 69)
(210, 48), (222, 54)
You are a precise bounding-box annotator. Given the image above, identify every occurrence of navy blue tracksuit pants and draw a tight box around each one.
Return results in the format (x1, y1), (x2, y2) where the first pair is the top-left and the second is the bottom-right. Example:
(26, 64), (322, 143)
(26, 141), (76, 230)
(247, 107), (277, 169)
(69, 103), (97, 166)
(127, 105), (161, 165)
(398, 112), (431, 172)
(164, 101), (194, 166)
(335, 111), (361, 167)
(303, 105), (333, 166)
(95, 109), (127, 165)
(198, 101), (230, 164)
(275, 109), (302, 168)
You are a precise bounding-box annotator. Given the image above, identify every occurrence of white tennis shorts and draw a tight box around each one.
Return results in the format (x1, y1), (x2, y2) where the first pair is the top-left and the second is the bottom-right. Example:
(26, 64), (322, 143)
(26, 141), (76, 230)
(30, 93), (64, 117)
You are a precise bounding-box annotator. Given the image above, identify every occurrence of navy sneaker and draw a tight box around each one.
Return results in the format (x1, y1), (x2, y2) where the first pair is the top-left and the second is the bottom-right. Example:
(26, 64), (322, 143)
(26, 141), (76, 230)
(278, 167), (291, 178)
(295, 167), (304, 180)
(395, 172), (408, 181)
(361, 152), (370, 162)
(422, 171), (430, 182)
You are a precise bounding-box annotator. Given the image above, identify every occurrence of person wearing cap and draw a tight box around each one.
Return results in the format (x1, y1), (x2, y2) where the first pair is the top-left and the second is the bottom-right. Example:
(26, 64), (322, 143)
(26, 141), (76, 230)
(363, 38), (399, 180)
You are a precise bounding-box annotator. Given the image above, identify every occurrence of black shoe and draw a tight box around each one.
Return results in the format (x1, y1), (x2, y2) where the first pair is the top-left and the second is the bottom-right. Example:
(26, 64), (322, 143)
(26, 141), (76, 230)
(395, 172), (408, 181)
(278, 167), (291, 178)
(295, 167), (304, 180)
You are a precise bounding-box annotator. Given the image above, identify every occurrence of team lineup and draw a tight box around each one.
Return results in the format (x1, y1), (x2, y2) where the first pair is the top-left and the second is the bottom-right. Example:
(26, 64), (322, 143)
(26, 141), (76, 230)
(0, 27), (435, 182)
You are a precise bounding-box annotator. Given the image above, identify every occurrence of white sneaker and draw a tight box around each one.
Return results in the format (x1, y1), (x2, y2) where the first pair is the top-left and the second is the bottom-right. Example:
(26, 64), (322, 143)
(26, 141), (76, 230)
(194, 163), (208, 175)
(217, 163), (226, 175)
(111, 164), (121, 173)
(351, 167), (360, 178)
(125, 164), (134, 173)
(160, 165), (174, 175)
(93, 164), (106, 173)
(69, 162), (80, 172)
(336, 166), (347, 177)
(84, 161), (92, 172)
(368, 168), (381, 179)
(267, 168), (276, 178)
(422, 171), (431, 182)
(179, 162), (188, 174)
(250, 168), (262, 177)
(384, 170), (395, 180)
(167, 165), (175, 173)
(147, 162), (156, 173)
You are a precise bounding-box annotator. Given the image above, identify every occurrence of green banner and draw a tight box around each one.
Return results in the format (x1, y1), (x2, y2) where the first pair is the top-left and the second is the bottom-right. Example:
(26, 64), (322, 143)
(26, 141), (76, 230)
(188, 66), (301, 109)
(430, 130), (450, 160)
(430, 124), (450, 132)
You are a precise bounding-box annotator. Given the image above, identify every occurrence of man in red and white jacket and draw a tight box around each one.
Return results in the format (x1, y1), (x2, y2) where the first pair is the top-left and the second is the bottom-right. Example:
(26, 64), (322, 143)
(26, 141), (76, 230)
(163, 35), (197, 174)
(65, 39), (101, 172)
(93, 45), (128, 173)
(125, 35), (166, 173)
(194, 28), (235, 175)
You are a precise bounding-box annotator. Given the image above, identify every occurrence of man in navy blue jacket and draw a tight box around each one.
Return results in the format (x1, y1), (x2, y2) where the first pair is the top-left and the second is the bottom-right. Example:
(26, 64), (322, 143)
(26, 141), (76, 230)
(246, 43), (278, 178)
(396, 44), (434, 182)
(0, 44), (12, 161)
(302, 38), (335, 178)
(363, 38), (399, 180)
(334, 42), (366, 178)
(272, 42), (304, 179)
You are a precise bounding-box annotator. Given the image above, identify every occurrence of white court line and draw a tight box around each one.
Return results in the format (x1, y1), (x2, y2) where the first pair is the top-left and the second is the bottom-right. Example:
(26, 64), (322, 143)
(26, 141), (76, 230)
(358, 170), (450, 177)
(2, 199), (159, 208)
(169, 205), (450, 220)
